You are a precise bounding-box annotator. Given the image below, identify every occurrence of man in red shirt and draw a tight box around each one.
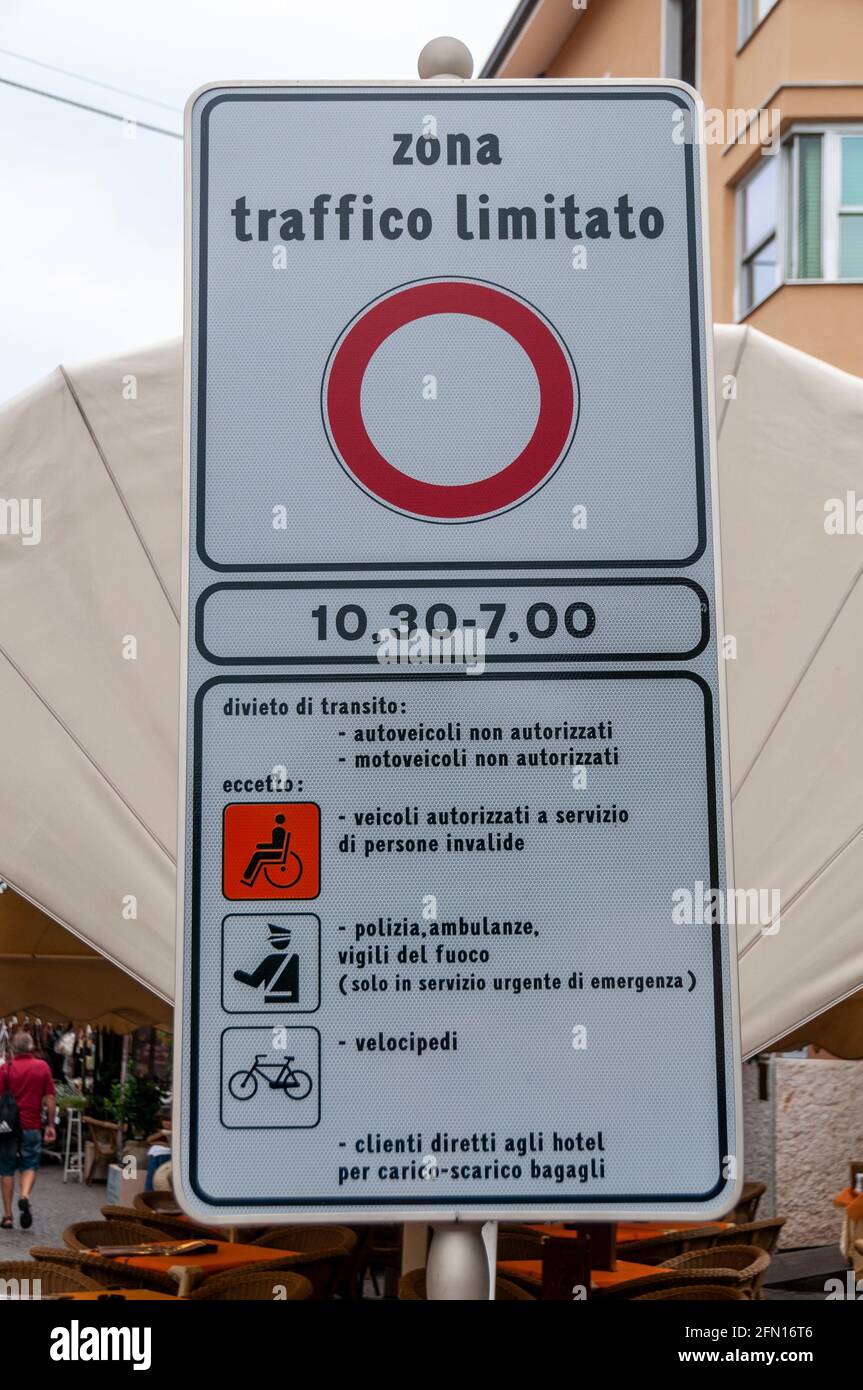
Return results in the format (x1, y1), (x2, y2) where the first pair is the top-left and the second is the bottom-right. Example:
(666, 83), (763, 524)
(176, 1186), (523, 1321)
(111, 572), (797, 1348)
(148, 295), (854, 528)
(0, 1030), (56, 1230)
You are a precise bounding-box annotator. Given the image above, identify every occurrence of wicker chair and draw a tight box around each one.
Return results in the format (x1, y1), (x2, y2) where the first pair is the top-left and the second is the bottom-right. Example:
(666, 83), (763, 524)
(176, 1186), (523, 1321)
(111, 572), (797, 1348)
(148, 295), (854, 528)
(0, 1260), (101, 1295)
(710, 1218), (785, 1257)
(661, 1243), (770, 1298)
(399, 1268), (535, 1300)
(634, 1283), (747, 1301)
(131, 1191), (269, 1243)
(134, 1191), (183, 1218)
(187, 1268), (313, 1300)
(100, 1205), (216, 1241)
(100, 1205), (141, 1221)
(82, 1118), (122, 1184)
(731, 1181), (767, 1225)
(30, 1246), (179, 1295)
(250, 1225), (358, 1298)
(63, 1219), (157, 1252)
(595, 1270), (741, 1300)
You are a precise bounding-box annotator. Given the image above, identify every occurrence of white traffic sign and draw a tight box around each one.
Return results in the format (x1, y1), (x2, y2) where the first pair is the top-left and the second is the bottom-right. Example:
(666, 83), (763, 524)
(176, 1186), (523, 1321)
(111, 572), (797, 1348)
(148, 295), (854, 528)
(176, 80), (741, 1223)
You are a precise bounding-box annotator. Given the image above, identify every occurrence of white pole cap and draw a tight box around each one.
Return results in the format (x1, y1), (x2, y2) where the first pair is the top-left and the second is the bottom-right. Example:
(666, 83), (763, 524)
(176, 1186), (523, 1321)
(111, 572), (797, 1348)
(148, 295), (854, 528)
(417, 36), (474, 81)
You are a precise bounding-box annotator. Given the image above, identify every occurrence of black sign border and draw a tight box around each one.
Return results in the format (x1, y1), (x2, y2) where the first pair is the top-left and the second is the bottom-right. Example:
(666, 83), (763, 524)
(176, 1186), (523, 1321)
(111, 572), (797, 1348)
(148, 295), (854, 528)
(187, 670), (728, 1211)
(193, 89), (707, 573)
(220, 911), (322, 1015)
(195, 577), (710, 665)
(219, 1025), (321, 1130)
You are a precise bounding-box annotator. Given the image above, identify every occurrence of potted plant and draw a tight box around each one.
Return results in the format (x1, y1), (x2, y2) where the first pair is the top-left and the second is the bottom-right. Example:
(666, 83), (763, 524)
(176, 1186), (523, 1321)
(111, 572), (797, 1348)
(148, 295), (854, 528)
(106, 1074), (165, 1170)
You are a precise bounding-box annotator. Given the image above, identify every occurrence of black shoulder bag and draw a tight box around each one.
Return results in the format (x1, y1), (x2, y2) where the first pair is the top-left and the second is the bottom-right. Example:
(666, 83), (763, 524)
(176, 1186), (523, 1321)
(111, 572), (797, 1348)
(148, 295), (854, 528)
(0, 1060), (20, 1138)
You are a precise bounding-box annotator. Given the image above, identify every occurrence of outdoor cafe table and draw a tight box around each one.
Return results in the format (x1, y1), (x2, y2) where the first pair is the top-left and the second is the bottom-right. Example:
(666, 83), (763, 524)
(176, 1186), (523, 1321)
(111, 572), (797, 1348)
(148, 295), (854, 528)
(107, 1240), (297, 1293)
(526, 1220), (730, 1244)
(618, 1221), (730, 1242)
(833, 1187), (863, 1264)
(522, 1219), (731, 1272)
(833, 1187), (863, 1218)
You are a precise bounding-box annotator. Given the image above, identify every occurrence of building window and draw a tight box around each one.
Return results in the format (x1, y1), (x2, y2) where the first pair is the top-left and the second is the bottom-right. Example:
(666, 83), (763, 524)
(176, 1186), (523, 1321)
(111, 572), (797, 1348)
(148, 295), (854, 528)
(786, 129), (863, 283)
(737, 127), (863, 318)
(739, 156), (780, 314)
(738, 0), (780, 47)
(839, 134), (863, 277)
(663, 0), (699, 89)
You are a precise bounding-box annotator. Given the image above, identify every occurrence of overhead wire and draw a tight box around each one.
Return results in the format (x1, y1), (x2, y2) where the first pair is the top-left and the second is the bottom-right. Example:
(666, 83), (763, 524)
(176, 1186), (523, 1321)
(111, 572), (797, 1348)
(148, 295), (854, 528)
(0, 44), (181, 112)
(0, 74), (181, 139)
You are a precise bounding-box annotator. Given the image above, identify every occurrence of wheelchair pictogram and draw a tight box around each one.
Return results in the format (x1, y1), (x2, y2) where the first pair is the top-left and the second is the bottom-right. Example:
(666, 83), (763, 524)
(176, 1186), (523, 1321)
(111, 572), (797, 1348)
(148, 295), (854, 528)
(240, 814), (304, 889)
(222, 803), (320, 901)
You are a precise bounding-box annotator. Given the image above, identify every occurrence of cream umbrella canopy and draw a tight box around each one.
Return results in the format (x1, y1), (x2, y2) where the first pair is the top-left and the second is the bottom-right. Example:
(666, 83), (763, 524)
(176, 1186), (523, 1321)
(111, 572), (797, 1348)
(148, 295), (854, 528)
(0, 341), (181, 1004)
(713, 325), (863, 1055)
(0, 327), (861, 1055)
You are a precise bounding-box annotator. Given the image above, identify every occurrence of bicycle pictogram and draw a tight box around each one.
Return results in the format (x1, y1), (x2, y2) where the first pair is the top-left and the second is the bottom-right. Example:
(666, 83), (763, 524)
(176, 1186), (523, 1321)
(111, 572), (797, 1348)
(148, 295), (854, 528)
(228, 1052), (313, 1102)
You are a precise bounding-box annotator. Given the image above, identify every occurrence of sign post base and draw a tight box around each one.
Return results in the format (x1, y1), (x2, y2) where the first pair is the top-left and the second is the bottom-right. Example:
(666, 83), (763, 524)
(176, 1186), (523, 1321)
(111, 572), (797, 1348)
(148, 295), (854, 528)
(426, 1222), (491, 1300)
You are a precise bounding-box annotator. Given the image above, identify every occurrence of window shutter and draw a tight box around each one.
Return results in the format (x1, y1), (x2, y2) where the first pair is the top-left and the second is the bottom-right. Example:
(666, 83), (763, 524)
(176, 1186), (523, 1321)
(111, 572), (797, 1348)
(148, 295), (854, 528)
(797, 136), (823, 279)
(839, 136), (863, 279)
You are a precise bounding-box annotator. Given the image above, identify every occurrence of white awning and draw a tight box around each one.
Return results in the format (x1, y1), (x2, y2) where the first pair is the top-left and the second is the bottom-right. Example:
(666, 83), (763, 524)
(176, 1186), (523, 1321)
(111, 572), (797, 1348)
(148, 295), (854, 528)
(0, 342), (181, 1004)
(713, 326), (863, 1055)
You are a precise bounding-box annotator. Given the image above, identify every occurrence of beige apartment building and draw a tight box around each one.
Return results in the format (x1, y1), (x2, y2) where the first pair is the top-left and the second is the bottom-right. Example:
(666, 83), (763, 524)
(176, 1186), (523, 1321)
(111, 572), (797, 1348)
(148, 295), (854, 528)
(484, 0), (863, 376)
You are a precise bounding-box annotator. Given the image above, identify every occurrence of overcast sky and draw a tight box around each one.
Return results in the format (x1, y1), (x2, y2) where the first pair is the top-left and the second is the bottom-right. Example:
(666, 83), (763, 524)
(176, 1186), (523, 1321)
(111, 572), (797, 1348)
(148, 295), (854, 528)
(0, 0), (513, 403)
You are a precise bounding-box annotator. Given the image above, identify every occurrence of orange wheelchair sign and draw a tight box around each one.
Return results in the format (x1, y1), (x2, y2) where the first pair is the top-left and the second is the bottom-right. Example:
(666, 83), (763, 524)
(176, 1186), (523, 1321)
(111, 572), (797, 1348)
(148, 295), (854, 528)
(222, 803), (320, 900)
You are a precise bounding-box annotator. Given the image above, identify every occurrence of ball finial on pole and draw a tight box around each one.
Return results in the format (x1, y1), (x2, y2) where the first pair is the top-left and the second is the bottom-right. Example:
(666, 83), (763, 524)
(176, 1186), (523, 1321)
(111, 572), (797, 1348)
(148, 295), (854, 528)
(417, 36), (474, 81)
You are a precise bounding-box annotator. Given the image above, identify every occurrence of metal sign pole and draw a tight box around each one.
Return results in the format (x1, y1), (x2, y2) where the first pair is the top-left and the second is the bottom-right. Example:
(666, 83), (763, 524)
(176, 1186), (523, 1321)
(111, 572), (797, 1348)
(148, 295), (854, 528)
(417, 37), (495, 1304)
(426, 1221), (490, 1300)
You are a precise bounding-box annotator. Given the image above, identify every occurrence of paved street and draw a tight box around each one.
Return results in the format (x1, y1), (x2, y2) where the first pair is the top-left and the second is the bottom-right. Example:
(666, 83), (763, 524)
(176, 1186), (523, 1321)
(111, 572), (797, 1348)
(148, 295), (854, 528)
(1, 1162), (105, 1259)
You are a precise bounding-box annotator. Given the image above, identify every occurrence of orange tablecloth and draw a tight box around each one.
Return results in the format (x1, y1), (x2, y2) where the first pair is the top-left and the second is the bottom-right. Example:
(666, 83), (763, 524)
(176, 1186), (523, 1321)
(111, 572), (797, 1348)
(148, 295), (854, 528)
(833, 1187), (863, 1221)
(112, 1241), (296, 1279)
(500, 1258), (663, 1290)
(526, 1221), (729, 1244)
(618, 1221), (730, 1241)
(592, 1261), (671, 1289)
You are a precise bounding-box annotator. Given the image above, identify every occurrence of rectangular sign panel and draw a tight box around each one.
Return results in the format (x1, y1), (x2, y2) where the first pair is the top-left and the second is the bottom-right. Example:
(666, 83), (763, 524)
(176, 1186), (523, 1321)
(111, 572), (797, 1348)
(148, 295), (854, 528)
(178, 80), (741, 1222)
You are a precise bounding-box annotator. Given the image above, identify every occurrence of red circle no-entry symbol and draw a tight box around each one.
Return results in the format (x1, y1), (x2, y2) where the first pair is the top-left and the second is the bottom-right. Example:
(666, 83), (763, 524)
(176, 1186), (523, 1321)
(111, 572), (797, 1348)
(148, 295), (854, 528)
(322, 279), (577, 522)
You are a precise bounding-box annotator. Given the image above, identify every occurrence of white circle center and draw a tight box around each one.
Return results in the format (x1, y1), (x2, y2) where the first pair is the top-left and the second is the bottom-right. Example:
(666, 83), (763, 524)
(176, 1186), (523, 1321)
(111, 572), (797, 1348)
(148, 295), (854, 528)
(360, 314), (541, 488)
